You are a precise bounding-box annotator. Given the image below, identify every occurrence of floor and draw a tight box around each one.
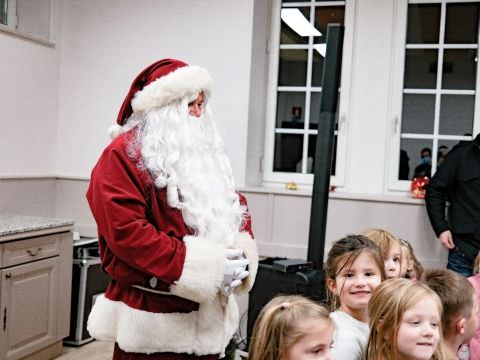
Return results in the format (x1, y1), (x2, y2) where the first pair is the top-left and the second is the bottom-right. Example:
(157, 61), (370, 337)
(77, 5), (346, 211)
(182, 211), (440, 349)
(54, 340), (114, 360)
(53, 342), (250, 360)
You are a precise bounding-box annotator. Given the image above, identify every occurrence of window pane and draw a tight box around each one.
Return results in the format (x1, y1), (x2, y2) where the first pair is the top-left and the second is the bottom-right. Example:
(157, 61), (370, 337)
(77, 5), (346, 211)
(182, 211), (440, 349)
(442, 49), (477, 90)
(280, 7), (310, 45)
(313, 6), (345, 44)
(310, 91), (340, 129)
(308, 134), (337, 175)
(439, 95), (474, 136)
(278, 49), (308, 86)
(407, 4), (441, 44)
(404, 49), (438, 89)
(399, 138), (433, 180)
(274, 134), (304, 172)
(312, 50), (326, 87)
(0, 0), (6, 25)
(401, 94), (435, 134)
(276, 91), (306, 128)
(445, 3), (480, 44)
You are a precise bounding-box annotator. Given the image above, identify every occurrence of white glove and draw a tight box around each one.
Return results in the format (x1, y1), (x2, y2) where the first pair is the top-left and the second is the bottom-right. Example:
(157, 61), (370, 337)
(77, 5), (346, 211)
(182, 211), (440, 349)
(221, 248), (249, 296)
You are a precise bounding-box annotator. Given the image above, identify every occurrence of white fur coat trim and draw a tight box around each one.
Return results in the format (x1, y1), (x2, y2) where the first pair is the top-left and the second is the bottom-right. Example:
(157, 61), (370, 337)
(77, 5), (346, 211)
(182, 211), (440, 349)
(87, 293), (239, 356)
(232, 232), (258, 294)
(131, 65), (212, 113)
(169, 235), (225, 303)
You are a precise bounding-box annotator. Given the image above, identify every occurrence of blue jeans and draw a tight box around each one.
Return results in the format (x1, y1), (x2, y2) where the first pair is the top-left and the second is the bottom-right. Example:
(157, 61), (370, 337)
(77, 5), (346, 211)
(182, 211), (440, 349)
(447, 246), (473, 277)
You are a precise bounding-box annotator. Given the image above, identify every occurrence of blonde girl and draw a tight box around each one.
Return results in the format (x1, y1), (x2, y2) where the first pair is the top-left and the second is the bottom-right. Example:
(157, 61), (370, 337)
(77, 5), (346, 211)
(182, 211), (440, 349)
(248, 295), (334, 360)
(363, 228), (403, 278)
(399, 238), (424, 280)
(326, 235), (385, 360)
(365, 278), (446, 360)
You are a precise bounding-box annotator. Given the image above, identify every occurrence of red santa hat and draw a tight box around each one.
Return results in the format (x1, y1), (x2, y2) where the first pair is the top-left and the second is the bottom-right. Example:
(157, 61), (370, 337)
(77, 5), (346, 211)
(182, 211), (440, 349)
(109, 58), (212, 138)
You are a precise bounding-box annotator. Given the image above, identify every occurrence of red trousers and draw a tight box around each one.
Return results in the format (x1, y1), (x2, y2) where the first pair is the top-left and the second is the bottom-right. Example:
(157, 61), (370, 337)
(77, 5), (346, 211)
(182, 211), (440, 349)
(113, 343), (219, 360)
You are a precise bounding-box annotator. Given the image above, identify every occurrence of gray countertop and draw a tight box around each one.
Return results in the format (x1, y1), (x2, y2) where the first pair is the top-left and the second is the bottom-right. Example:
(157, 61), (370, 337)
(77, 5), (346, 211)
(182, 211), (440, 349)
(0, 214), (74, 237)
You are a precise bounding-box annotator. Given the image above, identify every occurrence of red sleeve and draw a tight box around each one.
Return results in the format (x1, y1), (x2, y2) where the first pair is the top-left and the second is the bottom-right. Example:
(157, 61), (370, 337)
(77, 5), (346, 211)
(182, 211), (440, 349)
(87, 140), (185, 285)
(238, 191), (254, 238)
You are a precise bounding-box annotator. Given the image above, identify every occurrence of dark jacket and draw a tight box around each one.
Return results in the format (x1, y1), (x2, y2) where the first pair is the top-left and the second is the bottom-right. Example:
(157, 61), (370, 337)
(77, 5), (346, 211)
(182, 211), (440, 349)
(426, 134), (480, 236)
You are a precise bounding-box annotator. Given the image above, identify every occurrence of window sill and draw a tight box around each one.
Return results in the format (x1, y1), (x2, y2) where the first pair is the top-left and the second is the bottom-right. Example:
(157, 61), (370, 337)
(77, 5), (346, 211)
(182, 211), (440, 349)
(238, 186), (425, 205)
(0, 25), (54, 48)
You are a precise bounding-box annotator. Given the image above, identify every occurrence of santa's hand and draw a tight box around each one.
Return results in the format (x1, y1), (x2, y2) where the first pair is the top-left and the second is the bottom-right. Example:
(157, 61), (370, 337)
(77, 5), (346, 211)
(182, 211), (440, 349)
(221, 249), (249, 296)
(221, 278), (247, 297)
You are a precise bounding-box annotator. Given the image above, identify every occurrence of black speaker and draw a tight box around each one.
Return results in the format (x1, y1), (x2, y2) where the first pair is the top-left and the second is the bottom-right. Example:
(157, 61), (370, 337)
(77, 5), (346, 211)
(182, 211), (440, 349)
(247, 258), (326, 343)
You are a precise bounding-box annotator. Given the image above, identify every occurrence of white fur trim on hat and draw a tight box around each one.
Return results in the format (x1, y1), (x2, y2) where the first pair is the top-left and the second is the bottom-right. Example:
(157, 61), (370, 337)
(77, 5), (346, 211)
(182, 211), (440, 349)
(87, 293), (239, 356)
(108, 124), (124, 139)
(169, 235), (225, 303)
(131, 65), (212, 113)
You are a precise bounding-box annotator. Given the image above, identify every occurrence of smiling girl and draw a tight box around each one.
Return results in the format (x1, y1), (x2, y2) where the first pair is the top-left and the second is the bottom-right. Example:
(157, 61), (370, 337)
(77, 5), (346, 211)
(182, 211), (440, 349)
(326, 235), (386, 360)
(365, 278), (446, 360)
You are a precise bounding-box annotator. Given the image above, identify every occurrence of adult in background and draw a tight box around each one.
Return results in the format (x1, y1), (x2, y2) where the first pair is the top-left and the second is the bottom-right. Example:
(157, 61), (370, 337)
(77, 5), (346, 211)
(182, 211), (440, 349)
(86, 59), (258, 359)
(426, 134), (480, 276)
(413, 147), (432, 179)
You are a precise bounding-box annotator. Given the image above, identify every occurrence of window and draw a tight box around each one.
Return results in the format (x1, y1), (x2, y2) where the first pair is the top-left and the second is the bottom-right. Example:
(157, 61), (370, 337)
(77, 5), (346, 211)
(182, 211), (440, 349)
(263, 0), (354, 187)
(0, 0), (52, 44)
(0, 0), (13, 27)
(389, 0), (480, 191)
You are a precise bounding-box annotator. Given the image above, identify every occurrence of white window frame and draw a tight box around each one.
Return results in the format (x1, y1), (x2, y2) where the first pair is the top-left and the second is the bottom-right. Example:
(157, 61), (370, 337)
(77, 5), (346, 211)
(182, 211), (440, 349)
(0, 0), (53, 46)
(262, 0), (355, 189)
(0, 0), (16, 28)
(387, 0), (480, 193)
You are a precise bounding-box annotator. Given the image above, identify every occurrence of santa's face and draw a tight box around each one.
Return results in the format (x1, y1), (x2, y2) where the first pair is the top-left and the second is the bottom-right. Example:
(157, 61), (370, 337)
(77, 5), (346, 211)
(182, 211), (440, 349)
(188, 92), (204, 118)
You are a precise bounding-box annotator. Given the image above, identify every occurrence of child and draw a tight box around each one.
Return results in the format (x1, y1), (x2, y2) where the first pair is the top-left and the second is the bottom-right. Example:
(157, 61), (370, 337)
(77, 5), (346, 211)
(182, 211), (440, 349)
(399, 238), (424, 280)
(423, 268), (478, 360)
(363, 228), (403, 278)
(248, 295), (334, 360)
(326, 234), (385, 360)
(365, 278), (445, 360)
(468, 252), (480, 360)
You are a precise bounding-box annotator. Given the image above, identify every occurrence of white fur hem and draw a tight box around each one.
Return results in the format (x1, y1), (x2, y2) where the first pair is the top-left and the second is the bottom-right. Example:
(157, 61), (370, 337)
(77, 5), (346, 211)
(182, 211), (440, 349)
(87, 294), (239, 356)
(131, 65), (212, 113)
(232, 232), (258, 294)
(169, 236), (225, 303)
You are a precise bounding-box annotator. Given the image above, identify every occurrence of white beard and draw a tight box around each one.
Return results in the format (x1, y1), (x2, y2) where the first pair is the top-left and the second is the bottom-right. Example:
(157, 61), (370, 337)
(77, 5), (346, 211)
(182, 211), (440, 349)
(129, 98), (245, 246)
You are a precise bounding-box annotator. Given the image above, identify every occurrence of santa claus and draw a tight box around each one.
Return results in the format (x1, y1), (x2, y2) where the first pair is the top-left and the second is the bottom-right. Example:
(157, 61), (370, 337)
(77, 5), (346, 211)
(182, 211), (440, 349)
(86, 59), (258, 359)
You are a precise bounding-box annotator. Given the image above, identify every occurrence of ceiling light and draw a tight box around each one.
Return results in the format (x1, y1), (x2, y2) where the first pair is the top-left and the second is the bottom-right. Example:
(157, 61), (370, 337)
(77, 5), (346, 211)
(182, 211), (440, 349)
(281, 8), (322, 37)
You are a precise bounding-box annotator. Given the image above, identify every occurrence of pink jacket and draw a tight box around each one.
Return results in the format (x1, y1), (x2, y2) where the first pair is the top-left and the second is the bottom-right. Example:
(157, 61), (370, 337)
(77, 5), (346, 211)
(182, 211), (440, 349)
(468, 275), (480, 360)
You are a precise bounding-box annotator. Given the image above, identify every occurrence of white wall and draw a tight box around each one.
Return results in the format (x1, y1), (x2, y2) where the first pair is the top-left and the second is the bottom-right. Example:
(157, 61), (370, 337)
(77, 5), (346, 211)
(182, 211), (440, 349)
(244, 189), (447, 269)
(246, 0), (272, 186)
(0, 1), (62, 176)
(341, 0), (398, 194)
(55, 0), (255, 185)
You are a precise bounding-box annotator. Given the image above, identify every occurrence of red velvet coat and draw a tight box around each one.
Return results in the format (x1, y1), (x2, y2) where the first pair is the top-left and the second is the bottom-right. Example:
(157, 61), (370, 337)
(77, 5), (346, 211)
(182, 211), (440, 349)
(86, 130), (258, 356)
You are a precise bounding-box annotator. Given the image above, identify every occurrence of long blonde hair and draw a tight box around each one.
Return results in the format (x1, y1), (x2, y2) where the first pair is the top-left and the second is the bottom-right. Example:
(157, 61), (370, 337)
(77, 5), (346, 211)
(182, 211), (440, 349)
(363, 228), (402, 260)
(248, 295), (332, 360)
(365, 278), (446, 360)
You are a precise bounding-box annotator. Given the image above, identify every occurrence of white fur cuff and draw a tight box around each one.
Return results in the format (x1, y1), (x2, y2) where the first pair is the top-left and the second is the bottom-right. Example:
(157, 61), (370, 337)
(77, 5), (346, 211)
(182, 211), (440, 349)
(131, 65), (212, 113)
(169, 236), (225, 303)
(87, 293), (239, 355)
(233, 232), (258, 294)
